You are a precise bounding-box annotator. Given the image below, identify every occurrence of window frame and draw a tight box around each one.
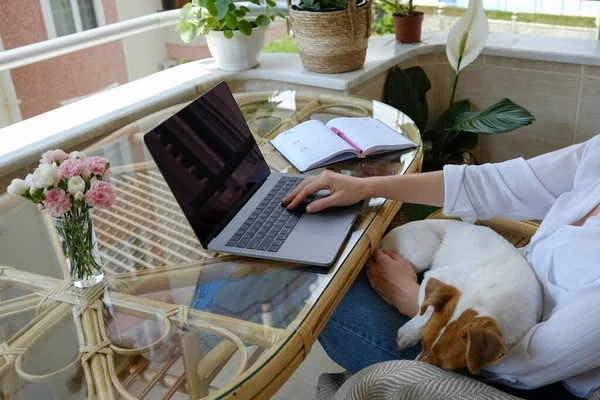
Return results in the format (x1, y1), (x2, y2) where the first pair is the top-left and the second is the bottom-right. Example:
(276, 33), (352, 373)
(40, 0), (106, 39)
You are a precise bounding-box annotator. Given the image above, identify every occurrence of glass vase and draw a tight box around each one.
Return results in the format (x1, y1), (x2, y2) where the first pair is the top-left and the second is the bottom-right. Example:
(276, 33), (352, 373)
(53, 211), (104, 288)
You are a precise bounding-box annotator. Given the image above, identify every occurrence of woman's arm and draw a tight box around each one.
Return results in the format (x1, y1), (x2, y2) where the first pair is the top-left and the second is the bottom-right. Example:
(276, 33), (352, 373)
(284, 137), (596, 221)
(283, 171), (445, 212)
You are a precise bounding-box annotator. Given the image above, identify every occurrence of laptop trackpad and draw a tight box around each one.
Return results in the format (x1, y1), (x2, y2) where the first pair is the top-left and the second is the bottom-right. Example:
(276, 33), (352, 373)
(294, 208), (353, 237)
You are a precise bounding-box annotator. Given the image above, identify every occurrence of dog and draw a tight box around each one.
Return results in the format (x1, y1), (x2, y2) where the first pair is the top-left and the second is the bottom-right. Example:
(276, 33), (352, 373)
(380, 219), (542, 374)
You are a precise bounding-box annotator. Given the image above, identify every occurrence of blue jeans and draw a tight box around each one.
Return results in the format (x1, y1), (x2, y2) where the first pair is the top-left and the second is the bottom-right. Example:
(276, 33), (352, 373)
(318, 268), (581, 400)
(318, 268), (421, 373)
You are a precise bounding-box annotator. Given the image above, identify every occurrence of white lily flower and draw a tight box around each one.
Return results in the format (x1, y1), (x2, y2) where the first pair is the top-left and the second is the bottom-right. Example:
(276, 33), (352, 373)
(446, 0), (489, 73)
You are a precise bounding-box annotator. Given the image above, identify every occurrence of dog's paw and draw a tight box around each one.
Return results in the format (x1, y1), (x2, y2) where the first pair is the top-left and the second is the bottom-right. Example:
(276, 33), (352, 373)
(396, 325), (421, 350)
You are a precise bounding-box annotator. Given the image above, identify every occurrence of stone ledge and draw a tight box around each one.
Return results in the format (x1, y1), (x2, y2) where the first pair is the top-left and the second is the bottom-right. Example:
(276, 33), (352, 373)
(2, 31), (600, 178)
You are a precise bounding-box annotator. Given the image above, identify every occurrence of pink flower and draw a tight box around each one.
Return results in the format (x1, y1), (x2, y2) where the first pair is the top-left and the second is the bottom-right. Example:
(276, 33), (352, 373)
(58, 159), (85, 180)
(43, 188), (72, 217)
(84, 156), (111, 179)
(40, 149), (68, 165)
(85, 181), (116, 209)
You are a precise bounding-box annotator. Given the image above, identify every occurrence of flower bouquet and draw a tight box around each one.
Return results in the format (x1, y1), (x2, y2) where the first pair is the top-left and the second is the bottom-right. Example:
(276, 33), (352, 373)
(8, 150), (116, 288)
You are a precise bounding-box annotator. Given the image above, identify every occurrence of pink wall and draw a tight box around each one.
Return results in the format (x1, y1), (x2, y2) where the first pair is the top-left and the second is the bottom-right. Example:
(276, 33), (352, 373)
(0, 0), (128, 120)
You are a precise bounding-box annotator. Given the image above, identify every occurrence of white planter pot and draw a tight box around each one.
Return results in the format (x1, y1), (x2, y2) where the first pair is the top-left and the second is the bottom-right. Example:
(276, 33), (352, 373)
(206, 28), (266, 72)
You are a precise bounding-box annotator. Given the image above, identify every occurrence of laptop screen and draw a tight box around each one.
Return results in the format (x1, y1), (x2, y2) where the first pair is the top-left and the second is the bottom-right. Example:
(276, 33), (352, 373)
(144, 82), (271, 248)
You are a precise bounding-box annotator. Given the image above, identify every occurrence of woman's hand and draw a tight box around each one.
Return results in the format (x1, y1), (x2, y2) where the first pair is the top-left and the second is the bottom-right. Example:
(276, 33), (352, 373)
(367, 249), (420, 318)
(282, 171), (369, 213)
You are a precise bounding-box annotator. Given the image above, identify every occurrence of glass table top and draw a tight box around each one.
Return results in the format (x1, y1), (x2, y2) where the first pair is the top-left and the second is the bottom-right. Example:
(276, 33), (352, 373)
(0, 90), (420, 399)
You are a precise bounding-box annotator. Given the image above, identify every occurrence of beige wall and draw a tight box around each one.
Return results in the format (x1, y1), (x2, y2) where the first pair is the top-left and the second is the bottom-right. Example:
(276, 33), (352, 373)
(348, 53), (600, 164)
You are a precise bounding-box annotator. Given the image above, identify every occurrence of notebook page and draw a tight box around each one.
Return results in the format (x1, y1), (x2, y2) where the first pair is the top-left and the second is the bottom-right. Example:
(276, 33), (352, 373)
(271, 120), (354, 171)
(326, 117), (414, 152)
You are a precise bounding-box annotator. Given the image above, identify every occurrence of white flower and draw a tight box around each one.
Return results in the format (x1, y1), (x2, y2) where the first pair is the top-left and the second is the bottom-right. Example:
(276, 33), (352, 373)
(69, 151), (87, 160)
(67, 176), (86, 195)
(7, 178), (30, 195)
(25, 173), (34, 187)
(74, 191), (84, 201)
(446, 0), (489, 73)
(31, 164), (58, 189)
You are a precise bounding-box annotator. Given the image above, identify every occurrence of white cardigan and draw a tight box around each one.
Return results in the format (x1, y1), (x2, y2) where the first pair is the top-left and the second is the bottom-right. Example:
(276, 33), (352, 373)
(442, 134), (600, 398)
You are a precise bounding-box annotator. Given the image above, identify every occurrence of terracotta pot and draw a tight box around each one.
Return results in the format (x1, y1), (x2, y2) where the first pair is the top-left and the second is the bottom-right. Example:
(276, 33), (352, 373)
(393, 11), (424, 43)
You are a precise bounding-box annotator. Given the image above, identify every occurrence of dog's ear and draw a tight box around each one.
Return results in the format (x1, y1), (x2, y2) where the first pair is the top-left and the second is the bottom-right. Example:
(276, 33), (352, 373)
(419, 277), (456, 316)
(465, 321), (507, 375)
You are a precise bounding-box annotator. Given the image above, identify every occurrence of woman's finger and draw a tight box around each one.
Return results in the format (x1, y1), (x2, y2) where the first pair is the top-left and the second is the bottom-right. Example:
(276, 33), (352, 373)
(306, 193), (340, 213)
(382, 249), (404, 262)
(285, 178), (327, 209)
(282, 176), (314, 205)
(373, 249), (391, 263)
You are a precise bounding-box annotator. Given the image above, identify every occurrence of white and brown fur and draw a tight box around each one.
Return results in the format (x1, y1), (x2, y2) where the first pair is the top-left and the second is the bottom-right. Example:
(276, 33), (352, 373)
(380, 220), (542, 374)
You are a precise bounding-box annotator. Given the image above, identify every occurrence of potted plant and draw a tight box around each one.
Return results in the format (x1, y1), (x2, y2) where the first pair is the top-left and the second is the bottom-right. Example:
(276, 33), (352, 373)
(289, 0), (371, 74)
(379, 0), (423, 43)
(384, 0), (535, 172)
(177, 0), (276, 71)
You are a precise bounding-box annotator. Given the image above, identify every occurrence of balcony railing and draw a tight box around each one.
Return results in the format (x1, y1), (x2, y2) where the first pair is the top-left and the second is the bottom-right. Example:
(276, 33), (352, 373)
(0, 3), (290, 73)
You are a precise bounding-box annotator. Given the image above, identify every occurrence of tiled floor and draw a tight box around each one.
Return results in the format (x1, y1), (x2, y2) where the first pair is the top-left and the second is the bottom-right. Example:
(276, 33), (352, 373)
(272, 341), (345, 400)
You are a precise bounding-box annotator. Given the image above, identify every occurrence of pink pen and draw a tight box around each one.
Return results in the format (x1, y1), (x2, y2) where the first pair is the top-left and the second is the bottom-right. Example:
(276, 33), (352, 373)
(331, 127), (363, 155)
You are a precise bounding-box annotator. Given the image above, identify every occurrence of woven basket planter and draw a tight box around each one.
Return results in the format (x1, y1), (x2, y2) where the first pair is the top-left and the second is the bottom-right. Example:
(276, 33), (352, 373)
(289, 0), (372, 74)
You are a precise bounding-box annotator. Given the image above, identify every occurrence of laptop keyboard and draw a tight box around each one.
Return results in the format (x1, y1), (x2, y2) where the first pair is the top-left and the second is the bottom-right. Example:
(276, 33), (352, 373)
(225, 177), (311, 253)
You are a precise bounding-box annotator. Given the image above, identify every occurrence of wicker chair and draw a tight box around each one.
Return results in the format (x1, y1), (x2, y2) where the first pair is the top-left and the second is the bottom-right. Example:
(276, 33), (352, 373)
(426, 209), (540, 248)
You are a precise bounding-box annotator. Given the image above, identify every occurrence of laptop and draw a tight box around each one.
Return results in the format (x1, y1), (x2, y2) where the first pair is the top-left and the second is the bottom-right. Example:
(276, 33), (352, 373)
(143, 82), (360, 266)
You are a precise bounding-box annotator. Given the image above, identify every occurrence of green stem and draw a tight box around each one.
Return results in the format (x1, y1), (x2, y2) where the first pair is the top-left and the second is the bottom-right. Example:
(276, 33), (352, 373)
(55, 209), (102, 281)
(449, 55), (463, 107)
(449, 72), (460, 107)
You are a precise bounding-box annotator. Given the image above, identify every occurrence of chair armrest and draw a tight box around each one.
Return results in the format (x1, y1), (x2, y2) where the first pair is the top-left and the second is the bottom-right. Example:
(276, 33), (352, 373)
(426, 210), (539, 248)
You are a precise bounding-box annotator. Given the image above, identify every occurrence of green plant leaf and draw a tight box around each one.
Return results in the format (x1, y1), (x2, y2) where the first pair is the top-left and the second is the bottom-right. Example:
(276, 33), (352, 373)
(223, 29), (234, 38)
(422, 140), (433, 152)
(207, 16), (218, 26)
(383, 66), (431, 132)
(249, 0), (261, 5)
(450, 98), (535, 134)
(269, 14), (276, 21)
(234, 10), (247, 18)
(228, 2), (236, 12)
(238, 19), (252, 35)
(448, 131), (478, 152)
(266, 0), (277, 6)
(179, 22), (197, 42)
(255, 15), (271, 27)
(225, 13), (237, 29)
(329, 0), (348, 9)
(206, 0), (229, 20)
(438, 100), (470, 147)
(202, 25), (211, 35)
(240, 5), (250, 12)
(426, 99), (470, 163)
(180, 2), (193, 17)
(379, 0), (406, 14)
(192, 0), (200, 5)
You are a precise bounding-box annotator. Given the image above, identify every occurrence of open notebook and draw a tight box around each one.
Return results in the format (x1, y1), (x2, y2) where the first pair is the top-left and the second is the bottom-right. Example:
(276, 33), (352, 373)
(270, 117), (417, 172)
